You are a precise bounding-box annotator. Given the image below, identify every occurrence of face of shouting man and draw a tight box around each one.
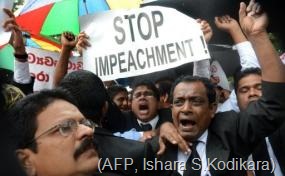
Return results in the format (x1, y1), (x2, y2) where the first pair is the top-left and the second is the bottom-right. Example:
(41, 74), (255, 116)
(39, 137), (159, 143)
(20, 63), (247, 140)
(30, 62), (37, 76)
(131, 85), (159, 123)
(171, 80), (216, 142)
(16, 99), (99, 176)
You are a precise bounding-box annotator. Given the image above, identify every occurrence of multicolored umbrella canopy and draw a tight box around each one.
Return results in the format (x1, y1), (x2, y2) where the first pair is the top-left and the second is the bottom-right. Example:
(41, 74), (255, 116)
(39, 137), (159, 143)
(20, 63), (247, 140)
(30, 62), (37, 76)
(25, 34), (62, 52)
(15, 0), (143, 51)
(16, 0), (110, 37)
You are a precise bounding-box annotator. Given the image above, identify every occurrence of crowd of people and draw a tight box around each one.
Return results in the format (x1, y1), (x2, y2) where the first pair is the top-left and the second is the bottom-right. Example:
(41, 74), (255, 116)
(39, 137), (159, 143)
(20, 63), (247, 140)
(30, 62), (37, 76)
(1, 0), (285, 175)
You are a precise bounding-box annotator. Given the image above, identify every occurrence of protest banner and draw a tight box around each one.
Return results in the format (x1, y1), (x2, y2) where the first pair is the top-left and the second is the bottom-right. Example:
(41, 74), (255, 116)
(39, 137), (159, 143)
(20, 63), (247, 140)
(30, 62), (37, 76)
(26, 47), (82, 91)
(80, 6), (210, 81)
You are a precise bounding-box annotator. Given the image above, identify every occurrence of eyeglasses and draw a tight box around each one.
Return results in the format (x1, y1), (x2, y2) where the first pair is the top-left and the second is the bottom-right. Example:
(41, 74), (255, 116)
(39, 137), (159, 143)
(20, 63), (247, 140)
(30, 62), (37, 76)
(132, 91), (155, 99)
(27, 118), (95, 146)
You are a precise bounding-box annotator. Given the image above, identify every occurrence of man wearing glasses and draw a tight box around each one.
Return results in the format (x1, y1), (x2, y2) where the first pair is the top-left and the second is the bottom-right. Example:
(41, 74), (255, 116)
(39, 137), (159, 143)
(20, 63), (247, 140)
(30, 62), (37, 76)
(118, 80), (172, 132)
(8, 88), (99, 176)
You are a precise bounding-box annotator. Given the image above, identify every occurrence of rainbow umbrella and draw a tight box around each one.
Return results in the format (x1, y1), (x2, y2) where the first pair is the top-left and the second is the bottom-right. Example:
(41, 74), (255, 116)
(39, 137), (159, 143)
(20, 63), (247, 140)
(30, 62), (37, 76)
(25, 34), (62, 52)
(16, 0), (110, 37)
(16, 0), (144, 52)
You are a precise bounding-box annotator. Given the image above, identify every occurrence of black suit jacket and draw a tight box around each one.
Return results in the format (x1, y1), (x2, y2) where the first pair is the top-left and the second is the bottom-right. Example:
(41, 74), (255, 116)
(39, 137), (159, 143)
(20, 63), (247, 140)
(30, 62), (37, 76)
(124, 108), (172, 131)
(150, 81), (285, 176)
(269, 123), (285, 175)
(93, 127), (157, 176)
(253, 122), (285, 176)
(107, 107), (172, 132)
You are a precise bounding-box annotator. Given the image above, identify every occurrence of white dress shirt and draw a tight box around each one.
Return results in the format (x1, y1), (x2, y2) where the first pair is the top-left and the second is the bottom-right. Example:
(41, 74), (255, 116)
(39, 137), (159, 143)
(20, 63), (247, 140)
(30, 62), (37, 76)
(137, 115), (159, 130)
(177, 130), (211, 176)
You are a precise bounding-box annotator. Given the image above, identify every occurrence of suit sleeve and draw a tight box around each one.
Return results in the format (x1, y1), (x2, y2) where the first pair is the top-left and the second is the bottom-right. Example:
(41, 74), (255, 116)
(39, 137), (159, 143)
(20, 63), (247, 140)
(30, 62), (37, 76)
(237, 81), (285, 146)
(211, 81), (285, 157)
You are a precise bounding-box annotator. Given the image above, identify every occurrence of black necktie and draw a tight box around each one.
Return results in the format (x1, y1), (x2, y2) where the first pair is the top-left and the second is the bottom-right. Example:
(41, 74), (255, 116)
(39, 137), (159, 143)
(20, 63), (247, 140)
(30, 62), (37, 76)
(183, 141), (201, 176)
(140, 123), (152, 131)
(252, 139), (274, 176)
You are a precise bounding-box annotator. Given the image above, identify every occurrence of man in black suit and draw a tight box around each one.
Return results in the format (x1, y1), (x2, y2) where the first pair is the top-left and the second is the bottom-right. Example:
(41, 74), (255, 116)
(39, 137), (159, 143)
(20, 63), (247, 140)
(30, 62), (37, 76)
(234, 67), (285, 175)
(150, 1), (285, 176)
(58, 70), (157, 176)
(120, 80), (172, 132)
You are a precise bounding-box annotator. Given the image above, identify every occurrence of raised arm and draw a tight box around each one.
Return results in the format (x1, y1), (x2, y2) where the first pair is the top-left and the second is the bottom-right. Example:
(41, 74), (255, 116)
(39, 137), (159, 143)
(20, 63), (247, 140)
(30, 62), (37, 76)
(215, 15), (246, 44)
(233, 0), (285, 148)
(193, 19), (212, 78)
(3, 9), (33, 94)
(215, 14), (260, 69)
(53, 32), (90, 87)
(239, 0), (285, 82)
(53, 32), (77, 87)
(214, 14), (260, 113)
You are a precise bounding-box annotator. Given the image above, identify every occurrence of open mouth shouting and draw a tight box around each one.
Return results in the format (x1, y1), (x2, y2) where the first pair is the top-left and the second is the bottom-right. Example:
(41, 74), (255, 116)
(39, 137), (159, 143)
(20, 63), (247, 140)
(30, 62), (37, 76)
(179, 118), (197, 131)
(138, 103), (149, 115)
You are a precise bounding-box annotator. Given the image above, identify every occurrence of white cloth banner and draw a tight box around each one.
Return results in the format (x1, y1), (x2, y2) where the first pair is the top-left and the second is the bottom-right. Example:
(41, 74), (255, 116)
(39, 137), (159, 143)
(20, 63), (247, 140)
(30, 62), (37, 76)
(0, 0), (14, 47)
(26, 47), (82, 91)
(80, 6), (210, 81)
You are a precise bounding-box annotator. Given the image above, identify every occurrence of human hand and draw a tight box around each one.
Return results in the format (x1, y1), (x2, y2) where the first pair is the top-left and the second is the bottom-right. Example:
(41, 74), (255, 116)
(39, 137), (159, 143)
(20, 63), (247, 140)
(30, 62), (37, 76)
(239, 0), (268, 37)
(197, 19), (213, 43)
(61, 31), (77, 51)
(140, 130), (156, 142)
(76, 32), (91, 56)
(2, 8), (25, 54)
(157, 122), (190, 155)
(215, 15), (240, 34)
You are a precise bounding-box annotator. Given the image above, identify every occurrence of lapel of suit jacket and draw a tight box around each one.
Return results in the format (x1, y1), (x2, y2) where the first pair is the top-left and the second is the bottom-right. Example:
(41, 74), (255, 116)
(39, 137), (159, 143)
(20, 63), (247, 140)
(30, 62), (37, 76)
(158, 144), (181, 176)
(206, 131), (230, 176)
(128, 111), (142, 131)
(156, 108), (172, 129)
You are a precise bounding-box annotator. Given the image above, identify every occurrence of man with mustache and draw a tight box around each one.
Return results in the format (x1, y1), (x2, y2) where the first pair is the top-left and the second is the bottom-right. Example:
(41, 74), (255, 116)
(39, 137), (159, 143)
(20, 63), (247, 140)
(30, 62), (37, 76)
(8, 88), (99, 176)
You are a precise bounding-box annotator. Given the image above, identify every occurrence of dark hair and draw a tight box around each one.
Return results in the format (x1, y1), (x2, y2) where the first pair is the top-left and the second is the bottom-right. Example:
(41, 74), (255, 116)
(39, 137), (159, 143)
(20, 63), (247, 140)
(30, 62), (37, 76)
(58, 70), (109, 124)
(7, 88), (77, 152)
(107, 85), (128, 100)
(233, 67), (261, 93)
(131, 80), (160, 101)
(155, 79), (173, 102)
(170, 75), (216, 104)
(0, 68), (13, 85)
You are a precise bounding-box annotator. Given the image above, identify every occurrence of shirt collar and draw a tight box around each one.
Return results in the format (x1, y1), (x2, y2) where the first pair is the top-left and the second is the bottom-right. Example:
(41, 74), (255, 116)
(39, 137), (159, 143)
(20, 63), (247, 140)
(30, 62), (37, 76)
(197, 129), (208, 144)
(178, 130), (208, 156)
(137, 115), (159, 130)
